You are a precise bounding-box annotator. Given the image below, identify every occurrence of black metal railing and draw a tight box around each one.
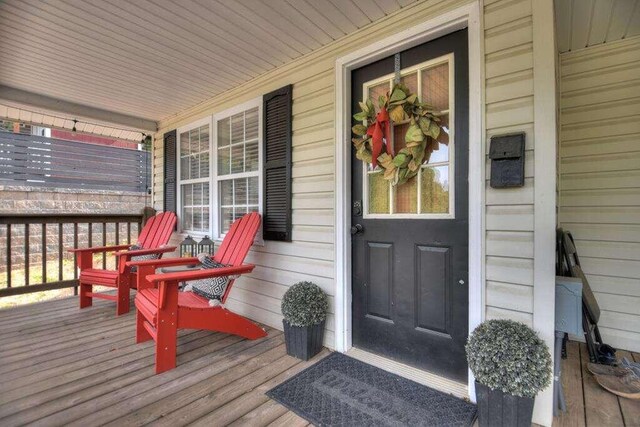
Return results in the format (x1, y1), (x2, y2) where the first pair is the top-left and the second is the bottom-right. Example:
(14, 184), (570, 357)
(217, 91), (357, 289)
(0, 213), (143, 297)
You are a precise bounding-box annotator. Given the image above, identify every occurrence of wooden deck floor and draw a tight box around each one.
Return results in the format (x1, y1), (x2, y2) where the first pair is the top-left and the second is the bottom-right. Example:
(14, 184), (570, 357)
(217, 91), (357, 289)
(2, 295), (639, 427)
(0, 295), (325, 427)
(554, 341), (640, 427)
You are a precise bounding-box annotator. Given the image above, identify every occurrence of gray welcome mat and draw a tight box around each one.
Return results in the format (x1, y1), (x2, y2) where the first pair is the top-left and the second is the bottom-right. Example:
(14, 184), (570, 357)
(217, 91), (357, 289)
(267, 352), (477, 426)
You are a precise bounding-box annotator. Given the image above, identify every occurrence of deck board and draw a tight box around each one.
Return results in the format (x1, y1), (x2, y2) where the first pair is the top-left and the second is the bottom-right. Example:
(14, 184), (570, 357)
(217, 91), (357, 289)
(0, 295), (327, 427)
(554, 341), (640, 427)
(228, 400), (290, 426)
(556, 341), (586, 427)
(268, 410), (310, 427)
(189, 350), (329, 426)
(617, 350), (640, 427)
(580, 342), (625, 427)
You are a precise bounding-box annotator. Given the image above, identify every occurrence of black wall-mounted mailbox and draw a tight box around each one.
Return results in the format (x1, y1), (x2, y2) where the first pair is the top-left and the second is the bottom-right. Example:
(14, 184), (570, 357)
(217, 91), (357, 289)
(489, 133), (525, 188)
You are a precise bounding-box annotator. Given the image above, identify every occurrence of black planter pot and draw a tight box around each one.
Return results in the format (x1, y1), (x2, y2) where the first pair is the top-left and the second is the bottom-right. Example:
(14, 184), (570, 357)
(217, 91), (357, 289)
(475, 381), (535, 427)
(283, 319), (325, 361)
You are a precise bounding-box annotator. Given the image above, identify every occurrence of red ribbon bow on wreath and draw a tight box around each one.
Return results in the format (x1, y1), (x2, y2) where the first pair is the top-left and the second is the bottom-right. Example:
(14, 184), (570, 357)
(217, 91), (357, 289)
(366, 108), (393, 167)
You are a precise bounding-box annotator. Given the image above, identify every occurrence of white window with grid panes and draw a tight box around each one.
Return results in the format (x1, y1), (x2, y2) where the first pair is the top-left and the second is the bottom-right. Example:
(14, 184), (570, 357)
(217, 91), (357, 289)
(177, 118), (211, 234)
(213, 98), (262, 240)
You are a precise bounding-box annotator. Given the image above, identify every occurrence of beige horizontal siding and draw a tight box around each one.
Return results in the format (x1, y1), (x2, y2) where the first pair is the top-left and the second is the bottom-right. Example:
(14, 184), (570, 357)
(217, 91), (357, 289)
(483, 0), (535, 323)
(559, 36), (640, 353)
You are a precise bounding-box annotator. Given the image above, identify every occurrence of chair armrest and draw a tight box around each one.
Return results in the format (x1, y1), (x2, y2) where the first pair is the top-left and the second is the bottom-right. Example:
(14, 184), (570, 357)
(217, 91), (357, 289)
(126, 256), (199, 268)
(68, 244), (131, 254)
(146, 264), (255, 283)
(115, 246), (177, 257)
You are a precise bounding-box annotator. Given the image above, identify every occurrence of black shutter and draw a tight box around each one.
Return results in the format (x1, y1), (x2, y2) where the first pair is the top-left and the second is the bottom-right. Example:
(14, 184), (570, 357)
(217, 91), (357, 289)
(163, 130), (177, 216)
(263, 85), (292, 242)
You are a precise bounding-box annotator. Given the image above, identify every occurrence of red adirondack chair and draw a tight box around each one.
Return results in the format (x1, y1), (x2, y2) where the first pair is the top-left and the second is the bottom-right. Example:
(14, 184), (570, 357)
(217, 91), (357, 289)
(129, 212), (265, 373)
(69, 211), (177, 315)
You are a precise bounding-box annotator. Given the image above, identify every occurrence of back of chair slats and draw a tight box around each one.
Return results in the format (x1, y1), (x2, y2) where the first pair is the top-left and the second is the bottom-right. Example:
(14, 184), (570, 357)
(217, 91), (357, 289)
(214, 213), (260, 266)
(146, 212), (176, 249)
(139, 212), (177, 249)
(137, 215), (157, 246)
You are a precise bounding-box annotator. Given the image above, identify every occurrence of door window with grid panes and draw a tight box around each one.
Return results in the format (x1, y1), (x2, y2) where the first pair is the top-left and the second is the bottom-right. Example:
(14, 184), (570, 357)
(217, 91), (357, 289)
(215, 103), (261, 237)
(178, 123), (210, 232)
(364, 54), (454, 218)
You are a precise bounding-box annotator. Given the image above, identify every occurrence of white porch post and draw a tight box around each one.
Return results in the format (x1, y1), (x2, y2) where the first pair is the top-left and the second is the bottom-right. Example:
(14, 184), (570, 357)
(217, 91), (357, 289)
(532, 0), (558, 425)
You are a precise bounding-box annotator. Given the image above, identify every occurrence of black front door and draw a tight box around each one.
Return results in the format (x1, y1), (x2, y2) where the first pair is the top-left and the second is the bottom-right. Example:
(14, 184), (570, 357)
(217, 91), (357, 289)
(351, 29), (469, 382)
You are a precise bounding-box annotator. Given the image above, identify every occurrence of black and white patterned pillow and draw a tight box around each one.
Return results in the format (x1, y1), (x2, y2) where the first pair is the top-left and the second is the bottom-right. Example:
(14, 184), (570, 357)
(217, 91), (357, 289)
(185, 255), (231, 303)
(129, 244), (162, 272)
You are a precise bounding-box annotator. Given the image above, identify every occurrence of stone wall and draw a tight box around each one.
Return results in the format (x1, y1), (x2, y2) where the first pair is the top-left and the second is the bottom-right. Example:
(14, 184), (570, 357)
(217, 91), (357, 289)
(0, 186), (149, 275)
(0, 185), (149, 214)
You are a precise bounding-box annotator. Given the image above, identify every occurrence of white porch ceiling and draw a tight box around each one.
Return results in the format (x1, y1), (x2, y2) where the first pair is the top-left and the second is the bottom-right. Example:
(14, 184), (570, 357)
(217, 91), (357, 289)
(555, 0), (640, 53)
(0, 0), (416, 127)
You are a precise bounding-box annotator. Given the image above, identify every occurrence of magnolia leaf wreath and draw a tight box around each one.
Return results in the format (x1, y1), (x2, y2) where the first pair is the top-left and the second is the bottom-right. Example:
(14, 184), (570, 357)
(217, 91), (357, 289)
(352, 83), (446, 186)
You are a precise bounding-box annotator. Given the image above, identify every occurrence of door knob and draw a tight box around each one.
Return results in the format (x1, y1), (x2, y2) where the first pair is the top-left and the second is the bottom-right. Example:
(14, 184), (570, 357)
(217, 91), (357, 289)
(350, 224), (364, 235)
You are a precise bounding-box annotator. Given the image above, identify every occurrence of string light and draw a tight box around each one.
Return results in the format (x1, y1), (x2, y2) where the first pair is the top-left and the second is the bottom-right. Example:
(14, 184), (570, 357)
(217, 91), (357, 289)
(0, 104), (148, 142)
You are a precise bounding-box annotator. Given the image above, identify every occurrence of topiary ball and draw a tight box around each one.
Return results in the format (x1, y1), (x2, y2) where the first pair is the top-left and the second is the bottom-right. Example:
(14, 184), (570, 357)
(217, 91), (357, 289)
(466, 319), (552, 398)
(281, 281), (328, 327)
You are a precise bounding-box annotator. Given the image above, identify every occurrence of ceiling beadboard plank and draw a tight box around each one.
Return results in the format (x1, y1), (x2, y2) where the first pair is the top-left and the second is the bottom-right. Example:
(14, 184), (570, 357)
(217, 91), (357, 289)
(301, 0), (358, 34)
(329, 0), (371, 28)
(606, 0), (638, 40)
(588, 0), (615, 45)
(230, 0), (320, 52)
(56, 0), (242, 88)
(0, 1), (228, 91)
(555, 0), (573, 52)
(0, 24), (207, 103)
(571, 0), (595, 50)
(160, 1), (296, 65)
(273, 0), (334, 44)
(624, 0), (640, 37)
(0, 0), (405, 123)
(35, 0), (235, 86)
(135, 0), (272, 74)
(288, 0), (347, 39)
(85, 0), (256, 81)
(356, 0), (387, 21)
(0, 43), (197, 109)
(0, 36), (204, 107)
(373, 0), (401, 15)
(396, 0), (417, 6)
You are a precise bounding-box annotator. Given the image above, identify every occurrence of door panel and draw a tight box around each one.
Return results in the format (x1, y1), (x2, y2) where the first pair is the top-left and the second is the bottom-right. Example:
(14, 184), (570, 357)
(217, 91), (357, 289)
(351, 29), (469, 382)
(415, 245), (451, 335)
(366, 242), (394, 321)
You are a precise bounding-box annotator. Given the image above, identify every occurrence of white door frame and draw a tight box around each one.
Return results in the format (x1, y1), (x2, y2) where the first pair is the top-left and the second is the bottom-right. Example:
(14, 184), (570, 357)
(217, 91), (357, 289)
(333, 1), (484, 399)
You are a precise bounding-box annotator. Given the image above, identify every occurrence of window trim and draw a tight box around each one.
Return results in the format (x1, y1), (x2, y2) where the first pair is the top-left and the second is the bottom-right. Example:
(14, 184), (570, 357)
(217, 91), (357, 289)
(176, 116), (212, 236)
(212, 97), (264, 243)
(361, 53), (455, 220)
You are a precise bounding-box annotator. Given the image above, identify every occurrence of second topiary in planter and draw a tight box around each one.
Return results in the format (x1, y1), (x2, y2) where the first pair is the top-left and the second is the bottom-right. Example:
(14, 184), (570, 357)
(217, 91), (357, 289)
(281, 281), (328, 360)
(466, 319), (552, 427)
